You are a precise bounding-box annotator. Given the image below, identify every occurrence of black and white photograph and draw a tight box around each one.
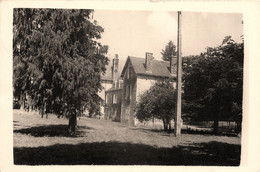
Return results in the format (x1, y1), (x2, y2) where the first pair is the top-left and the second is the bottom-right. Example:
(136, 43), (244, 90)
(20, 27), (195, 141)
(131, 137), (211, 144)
(1, 0), (260, 171)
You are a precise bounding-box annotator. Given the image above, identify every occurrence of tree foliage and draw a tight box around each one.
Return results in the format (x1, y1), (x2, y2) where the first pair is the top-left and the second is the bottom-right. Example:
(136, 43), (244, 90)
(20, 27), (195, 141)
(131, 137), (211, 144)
(13, 8), (109, 135)
(183, 36), (243, 134)
(161, 40), (177, 61)
(136, 79), (176, 131)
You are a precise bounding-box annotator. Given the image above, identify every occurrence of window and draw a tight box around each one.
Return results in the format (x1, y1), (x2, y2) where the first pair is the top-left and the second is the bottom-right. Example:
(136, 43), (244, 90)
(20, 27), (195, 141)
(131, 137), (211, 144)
(127, 68), (130, 79)
(114, 109), (117, 117)
(129, 85), (132, 100)
(113, 94), (117, 104)
(114, 80), (117, 89)
(124, 85), (132, 105)
(105, 94), (108, 104)
(125, 86), (129, 99)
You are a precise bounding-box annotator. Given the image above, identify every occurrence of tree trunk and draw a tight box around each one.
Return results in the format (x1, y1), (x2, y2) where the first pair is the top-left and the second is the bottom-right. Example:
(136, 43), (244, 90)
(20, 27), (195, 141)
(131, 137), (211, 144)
(163, 118), (172, 131)
(236, 121), (241, 133)
(40, 106), (44, 118)
(44, 102), (48, 119)
(168, 119), (171, 131)
(213, 119), (219, 134)
(68, 113), (77, 135)
(163, 119), (167, 130)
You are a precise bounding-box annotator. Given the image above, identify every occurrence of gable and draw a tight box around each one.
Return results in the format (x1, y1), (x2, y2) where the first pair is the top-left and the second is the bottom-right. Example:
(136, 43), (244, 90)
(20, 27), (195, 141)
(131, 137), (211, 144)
(120, 57), (133, 79)
(121, 56), (177, 78)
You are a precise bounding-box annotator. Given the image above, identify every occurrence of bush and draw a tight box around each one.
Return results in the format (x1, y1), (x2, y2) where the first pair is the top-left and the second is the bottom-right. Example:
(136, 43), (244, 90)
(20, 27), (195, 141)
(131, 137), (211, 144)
(136, 79), (176, 131)
(13, 100), (21, 109)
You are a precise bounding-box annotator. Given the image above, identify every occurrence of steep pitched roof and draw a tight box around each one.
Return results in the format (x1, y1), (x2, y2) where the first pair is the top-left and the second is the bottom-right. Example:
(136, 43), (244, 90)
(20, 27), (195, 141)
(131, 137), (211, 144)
(101, 61), (113, 81)
(121, 56), (177, 78)
(101, 57), (124, 81)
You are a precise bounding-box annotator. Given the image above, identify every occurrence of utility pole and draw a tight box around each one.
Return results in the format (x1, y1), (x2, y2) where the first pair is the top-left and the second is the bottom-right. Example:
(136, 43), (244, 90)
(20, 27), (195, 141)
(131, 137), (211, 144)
(174, 11), (182, 136)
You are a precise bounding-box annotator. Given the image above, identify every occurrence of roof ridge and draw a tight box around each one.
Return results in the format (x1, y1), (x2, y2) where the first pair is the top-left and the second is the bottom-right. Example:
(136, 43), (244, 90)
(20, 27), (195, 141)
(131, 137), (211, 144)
(129, 56), (170, 63)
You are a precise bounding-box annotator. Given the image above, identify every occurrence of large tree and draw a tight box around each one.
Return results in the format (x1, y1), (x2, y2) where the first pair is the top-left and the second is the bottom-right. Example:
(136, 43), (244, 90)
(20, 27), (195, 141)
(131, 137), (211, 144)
(13, 8), (109, 135)
(161, 40), (177, 61)
(183, 36), (243, 134)
(136, 79), (176, 131)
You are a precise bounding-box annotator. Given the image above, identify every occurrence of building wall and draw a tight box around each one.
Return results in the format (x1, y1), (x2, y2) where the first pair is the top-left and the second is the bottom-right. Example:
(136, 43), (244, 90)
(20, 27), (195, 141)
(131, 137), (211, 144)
(104, 81), (122, 122)
(120, 63), (166, 126)
(135, 76), (170, 126)
(99, 80), (113, 118)
(120, 58), (178, 126)
(135, 76), (157, 102)
(121, 74), (177, 126)
(121, 61), (137, 125)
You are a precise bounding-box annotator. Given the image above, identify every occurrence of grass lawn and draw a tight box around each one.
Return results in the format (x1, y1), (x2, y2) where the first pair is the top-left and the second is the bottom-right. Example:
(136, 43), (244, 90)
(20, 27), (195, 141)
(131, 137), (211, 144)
(13, 109), (241, 165)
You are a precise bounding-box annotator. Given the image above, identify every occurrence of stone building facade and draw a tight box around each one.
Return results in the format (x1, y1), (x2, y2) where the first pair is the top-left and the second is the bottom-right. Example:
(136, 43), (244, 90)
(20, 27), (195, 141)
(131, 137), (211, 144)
(120, 52), (177, 126)
(100, 54), (122, 118)
(102, 55), (124, 121)
(104, 80), (123, 121)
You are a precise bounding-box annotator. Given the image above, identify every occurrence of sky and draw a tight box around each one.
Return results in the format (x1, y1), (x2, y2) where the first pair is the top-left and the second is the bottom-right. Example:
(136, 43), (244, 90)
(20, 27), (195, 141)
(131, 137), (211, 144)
(93, 10), (243, 64)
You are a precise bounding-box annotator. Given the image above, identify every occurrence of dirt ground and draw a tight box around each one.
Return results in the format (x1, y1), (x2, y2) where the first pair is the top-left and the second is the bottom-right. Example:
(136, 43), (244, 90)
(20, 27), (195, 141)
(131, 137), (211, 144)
(13, 109), (241, 165)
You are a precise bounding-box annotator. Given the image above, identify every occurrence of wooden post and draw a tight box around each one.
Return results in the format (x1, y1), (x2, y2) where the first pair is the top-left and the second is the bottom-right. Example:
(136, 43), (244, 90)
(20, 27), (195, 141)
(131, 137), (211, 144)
(174, 11), (182, 136)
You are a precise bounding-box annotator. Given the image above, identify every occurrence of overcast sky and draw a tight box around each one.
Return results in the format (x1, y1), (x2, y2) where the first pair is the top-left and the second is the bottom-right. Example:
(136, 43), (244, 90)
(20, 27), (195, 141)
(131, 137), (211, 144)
(93, 10), (243, 63)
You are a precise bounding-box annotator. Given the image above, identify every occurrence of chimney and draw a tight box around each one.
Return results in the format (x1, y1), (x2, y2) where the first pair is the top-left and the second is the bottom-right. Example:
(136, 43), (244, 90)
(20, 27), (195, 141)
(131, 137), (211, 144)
(170, 55), (177, 74)
(111, 54), (119, 81)
(145, 52), (154, 72)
